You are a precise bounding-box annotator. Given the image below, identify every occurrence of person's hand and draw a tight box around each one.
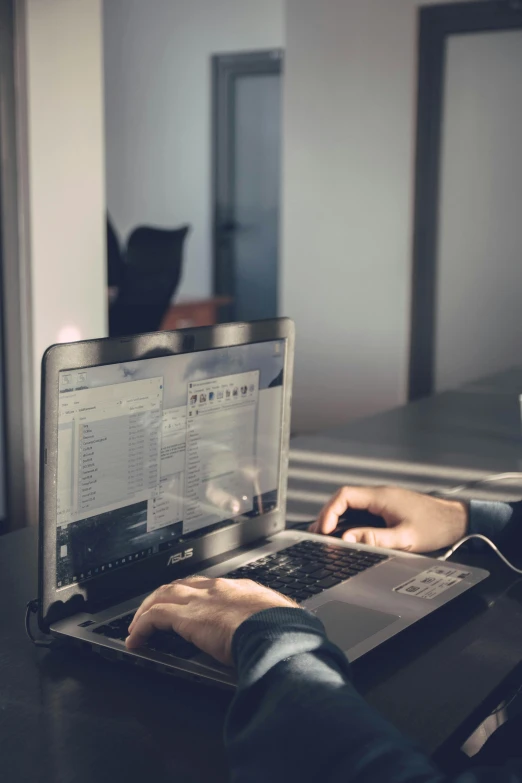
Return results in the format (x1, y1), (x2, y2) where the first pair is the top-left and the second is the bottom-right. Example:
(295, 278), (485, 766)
(309, 486), (468, 553)
(125, 577), (298, 666)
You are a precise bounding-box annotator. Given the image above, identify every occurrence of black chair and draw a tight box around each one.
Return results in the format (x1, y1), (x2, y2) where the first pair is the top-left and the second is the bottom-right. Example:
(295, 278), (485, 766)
(109, 224), (190, 337)
(107, 215), (124, 289)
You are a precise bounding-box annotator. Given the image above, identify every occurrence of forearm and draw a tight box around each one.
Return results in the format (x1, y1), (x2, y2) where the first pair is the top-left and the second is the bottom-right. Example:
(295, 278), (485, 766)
(225, 608), (522, 783)
(468, 500), (522, 548)
(226, 609), (439, 783)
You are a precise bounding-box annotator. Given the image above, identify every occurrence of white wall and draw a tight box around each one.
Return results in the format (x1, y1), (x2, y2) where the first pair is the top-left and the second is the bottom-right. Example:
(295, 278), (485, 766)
(103, 0), (284, 300)
(24, 0), (107, 429)
(435, 30), (522, 392)
(283, 0), (481, 433)
(283, 0), (417, 432)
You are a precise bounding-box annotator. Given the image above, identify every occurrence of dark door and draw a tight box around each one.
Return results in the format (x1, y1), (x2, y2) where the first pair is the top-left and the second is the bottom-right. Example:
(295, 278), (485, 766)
(213, 50), (283, 322)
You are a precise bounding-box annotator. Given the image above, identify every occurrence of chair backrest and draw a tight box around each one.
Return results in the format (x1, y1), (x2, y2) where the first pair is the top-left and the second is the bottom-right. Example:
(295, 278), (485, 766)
(109, 224), (190, 337)
(107, 215), (124, 288)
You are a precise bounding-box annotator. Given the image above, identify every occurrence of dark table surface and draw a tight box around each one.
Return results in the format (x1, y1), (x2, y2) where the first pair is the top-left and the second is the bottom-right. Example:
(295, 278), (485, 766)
(1, 527), (231, 783)
(287, 373), (522, 524)
(3, 524), (522, 783)
(4, 370), (522, 782)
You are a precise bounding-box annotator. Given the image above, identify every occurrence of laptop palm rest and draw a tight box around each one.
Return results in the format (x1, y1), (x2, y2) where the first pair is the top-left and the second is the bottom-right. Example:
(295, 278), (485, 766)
(312, 601), (400, 652)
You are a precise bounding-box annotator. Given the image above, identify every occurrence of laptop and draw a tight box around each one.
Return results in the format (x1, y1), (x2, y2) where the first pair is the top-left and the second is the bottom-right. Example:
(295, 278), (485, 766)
(38, 318), (489, 688)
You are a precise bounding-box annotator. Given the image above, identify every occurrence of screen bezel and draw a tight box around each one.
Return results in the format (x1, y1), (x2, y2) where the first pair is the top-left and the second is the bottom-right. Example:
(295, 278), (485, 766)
(38, 319), (294, 632)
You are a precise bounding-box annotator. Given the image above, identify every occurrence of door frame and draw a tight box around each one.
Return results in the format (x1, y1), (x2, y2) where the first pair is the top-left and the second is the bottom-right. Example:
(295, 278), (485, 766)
(211, 49), (283, 322)
(408, 1), (522, 401)
(0, 0), (36, 531)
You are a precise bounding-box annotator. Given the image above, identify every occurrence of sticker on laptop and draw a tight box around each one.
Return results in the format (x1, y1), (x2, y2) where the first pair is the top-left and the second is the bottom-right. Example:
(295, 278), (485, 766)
(393, 566), (470, 600)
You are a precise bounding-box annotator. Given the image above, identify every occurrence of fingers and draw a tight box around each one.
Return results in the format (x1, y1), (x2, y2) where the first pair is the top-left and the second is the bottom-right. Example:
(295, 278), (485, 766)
(310, 486), (387, 535)
(126, 603), (185, 649)
(342, 526), (409, 551)
(125, 577), (298, 664)
(128, 576), (211, 634)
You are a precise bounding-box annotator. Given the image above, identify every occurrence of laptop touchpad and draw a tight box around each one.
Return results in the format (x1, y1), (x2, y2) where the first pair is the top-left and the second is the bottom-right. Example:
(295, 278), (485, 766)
(313, 601), (399, 652)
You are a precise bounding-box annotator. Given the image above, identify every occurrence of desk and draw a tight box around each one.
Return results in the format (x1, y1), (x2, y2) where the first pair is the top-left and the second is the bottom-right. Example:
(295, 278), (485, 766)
(1, 527), (231, 783)
(287, 382), (522, 524)
(3, 528), (522, 782)
(282, 372), (522, 760)
(3, 375), (522, 781)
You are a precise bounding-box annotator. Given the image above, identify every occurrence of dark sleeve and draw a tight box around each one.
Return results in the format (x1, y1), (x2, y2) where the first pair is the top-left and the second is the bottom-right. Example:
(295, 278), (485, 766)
(224, 607), (522, 783)
(468, 500), (522, 549)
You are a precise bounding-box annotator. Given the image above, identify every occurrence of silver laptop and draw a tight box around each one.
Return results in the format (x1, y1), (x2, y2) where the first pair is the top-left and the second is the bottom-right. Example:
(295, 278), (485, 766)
(38, 318), (489, 688)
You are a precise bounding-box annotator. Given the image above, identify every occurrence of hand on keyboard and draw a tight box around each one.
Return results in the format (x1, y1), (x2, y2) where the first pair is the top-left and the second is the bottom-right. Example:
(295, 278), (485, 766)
(94, 541), (387, 661)
(92, 612), (198, 660)
(125, 577), (297, 666)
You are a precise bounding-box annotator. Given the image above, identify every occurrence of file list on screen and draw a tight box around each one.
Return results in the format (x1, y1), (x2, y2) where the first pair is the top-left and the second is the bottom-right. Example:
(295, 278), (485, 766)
(54, 340), (285, 588)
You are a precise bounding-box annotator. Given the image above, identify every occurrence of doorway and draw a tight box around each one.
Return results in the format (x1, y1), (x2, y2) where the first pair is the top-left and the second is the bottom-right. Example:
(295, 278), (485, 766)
(212, 50), (283, 323)
(409, 1), (522, 400)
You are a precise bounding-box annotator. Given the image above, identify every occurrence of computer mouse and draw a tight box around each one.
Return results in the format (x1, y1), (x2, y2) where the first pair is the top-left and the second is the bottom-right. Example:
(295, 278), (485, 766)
(329, 508), (387, 539)
(290, 508), (387, 538)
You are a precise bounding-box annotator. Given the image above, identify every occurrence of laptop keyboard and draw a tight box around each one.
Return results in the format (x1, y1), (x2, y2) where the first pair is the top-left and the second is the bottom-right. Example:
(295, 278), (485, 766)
(89, 541), (387, 656)
(224, 540), (388, 603)
(91, 612), (198, 660)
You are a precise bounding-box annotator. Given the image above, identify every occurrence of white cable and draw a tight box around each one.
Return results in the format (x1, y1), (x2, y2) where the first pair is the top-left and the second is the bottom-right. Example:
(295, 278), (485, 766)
(439, 533), (522, 574)
(440, 473), (522, 496)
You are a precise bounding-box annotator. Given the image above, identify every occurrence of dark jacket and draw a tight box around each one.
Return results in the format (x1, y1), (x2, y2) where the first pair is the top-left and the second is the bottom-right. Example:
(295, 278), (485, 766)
(225, 500), (522, 783)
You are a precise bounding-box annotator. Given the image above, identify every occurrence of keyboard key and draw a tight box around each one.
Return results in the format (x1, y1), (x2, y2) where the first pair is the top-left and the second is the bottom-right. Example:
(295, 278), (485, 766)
(317, 576), (342, 589)
(108, 618), (128, 628)
(108, 628), (127, 640)
(296, 576), (315, 586)
(337, 557), (361, 568)
(298, 562), (321, 574)
(309, 569), (331, 580)
(147, 631), (198, 660)
(336, 554), (356, 564)
(92, 624), (112, 635)
(287, 557), (307, 565)
(278, 575), (298, 585)
(222, 542), (387, 598)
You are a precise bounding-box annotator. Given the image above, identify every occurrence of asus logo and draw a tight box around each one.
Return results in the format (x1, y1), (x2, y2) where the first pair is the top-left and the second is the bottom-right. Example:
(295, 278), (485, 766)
(167, 548), (194, 566)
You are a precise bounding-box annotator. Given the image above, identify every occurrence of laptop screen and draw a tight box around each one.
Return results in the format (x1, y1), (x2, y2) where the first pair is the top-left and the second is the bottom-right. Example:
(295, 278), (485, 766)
(55, 339), (286, 589)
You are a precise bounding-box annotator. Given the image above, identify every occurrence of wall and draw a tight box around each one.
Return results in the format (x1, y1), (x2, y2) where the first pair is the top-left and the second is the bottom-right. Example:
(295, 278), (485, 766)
(24, 0), (107, 430)
(103, 0), (284, 300)
(283, 0), (417, 432)
(434, 29), (522, 392)
(282, 0), (480, 433)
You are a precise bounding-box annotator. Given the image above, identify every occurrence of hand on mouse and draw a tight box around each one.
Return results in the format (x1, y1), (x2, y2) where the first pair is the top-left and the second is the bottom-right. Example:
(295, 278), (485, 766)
(126, 576), (298, 666)
(308, 486), (468, 553)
